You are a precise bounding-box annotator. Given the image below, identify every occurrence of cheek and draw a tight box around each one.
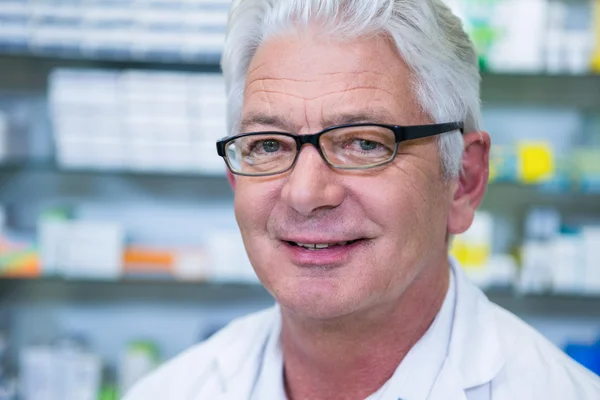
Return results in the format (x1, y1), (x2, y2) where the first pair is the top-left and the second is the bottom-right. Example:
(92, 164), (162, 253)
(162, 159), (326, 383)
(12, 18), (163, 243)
(233, 179), (285, 278)
(234, 180), (278, 236)
(361, 174), (448, 262)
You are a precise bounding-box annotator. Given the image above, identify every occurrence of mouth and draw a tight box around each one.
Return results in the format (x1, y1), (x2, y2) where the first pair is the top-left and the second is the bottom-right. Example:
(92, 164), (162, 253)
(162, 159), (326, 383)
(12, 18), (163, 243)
(285, 239), (362, 250)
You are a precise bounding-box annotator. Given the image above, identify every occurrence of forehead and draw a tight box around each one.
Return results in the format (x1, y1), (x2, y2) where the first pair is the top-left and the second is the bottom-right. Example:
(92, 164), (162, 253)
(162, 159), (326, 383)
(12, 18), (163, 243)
(242, 32), (424, 131)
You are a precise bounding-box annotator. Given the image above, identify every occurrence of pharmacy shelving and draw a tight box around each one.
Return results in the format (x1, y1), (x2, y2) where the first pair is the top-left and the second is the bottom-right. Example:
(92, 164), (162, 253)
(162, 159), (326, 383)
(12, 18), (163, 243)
(3, 275), (600, 308)
(1, 0), (600, 390)
(480, 72), (600, 111)
(2, 53), (600, 95)
(0, 47), (223, 68)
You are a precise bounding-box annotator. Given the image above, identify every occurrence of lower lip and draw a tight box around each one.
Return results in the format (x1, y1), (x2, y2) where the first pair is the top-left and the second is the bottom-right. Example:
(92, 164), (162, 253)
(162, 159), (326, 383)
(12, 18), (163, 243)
(282, 240), (365, 267)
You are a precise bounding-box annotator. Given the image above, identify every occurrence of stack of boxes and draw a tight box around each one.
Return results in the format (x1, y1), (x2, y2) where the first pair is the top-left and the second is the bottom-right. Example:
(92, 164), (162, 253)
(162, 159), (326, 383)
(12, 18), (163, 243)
(445, 0), (600, 74)
(0, 0), (228, 62)
(50, 68), (227, 175)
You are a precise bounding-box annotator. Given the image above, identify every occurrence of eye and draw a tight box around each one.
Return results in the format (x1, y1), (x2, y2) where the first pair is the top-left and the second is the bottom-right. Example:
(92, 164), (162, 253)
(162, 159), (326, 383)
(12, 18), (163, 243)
(357, 139), (380, 151)
(261, 139), (280, 153)
(242, 135), (293, 158)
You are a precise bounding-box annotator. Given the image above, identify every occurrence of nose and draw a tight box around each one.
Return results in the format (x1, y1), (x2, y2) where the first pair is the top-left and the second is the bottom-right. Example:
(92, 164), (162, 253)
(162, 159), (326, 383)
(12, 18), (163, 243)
(280, 145), (346, 216)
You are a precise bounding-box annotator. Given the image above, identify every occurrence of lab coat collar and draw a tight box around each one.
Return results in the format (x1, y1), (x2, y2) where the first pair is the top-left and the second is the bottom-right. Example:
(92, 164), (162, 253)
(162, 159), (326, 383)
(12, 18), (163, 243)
(210, 308), (279, 400)
(447, 258), (506, 390)
(212, 259), (505, 399)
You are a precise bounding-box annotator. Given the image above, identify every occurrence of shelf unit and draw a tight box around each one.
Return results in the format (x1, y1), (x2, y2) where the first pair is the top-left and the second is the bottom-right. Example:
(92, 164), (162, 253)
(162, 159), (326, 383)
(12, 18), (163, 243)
(1, 43), (600, 381)
(3, 275), (600, 308)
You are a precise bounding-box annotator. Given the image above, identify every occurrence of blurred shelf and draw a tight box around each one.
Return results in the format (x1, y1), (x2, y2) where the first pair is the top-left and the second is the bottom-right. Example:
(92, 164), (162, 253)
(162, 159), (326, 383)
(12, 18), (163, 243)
(3, 161), (600, 196)
(2, 276), (600, 316)
(0, 275), (270, 304)
(487, 180), (600, 196)
(1, 51), (600, 107)
(0, 278), (271, 305)
(0, 160), (226, 179)
(0, 161), (600, 197)
(486, 289), (600, 317)
(1, 48), (599, 78)
(0, 47), (222, 71)
(480, 72), (600, 111)
(0, 52), (221, 92)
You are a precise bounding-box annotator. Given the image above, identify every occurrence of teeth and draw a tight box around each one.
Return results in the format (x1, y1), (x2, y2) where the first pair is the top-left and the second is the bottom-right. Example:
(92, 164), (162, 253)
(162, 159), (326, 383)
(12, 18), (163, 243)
(294, 241), (351, 249)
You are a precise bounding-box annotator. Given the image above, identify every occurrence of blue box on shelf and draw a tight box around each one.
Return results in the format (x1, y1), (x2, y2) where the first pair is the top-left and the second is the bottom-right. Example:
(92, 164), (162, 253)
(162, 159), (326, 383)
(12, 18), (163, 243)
(564, 340), (600, 376)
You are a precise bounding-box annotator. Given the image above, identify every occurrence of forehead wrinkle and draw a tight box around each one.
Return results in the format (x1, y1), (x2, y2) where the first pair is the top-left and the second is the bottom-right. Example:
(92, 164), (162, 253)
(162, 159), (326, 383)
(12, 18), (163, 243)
(247, 69), (394, 87)
(246, 86), (397, 102)
(247, 69), (392, 83)
(247, 59), (271, 79)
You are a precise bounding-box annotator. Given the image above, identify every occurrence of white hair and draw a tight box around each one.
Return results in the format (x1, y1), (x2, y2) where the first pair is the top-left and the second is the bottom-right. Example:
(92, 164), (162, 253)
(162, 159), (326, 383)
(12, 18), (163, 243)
(221, 0), (481, 179)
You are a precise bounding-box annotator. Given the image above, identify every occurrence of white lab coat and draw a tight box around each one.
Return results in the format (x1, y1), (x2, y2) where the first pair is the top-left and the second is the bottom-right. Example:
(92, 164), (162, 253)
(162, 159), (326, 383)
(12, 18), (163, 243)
(124, 260), (600, 400)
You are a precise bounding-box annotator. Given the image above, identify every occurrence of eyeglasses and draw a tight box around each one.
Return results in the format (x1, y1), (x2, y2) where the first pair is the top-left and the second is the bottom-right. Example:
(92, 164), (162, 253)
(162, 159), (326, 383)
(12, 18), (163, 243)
(216, 122), (463, 177)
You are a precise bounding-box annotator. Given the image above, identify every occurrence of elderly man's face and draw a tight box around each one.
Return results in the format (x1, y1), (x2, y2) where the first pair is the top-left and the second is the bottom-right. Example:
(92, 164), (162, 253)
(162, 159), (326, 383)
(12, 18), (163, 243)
(233, 33), (456, 319)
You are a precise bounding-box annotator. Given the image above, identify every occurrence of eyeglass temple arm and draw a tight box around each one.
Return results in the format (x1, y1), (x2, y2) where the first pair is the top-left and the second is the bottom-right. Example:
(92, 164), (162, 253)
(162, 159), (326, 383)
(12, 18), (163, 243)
(400, 122), (464, 141)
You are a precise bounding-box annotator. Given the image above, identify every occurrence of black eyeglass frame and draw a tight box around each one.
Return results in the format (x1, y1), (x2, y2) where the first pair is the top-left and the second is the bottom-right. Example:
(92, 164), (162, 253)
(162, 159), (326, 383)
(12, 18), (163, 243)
(216, 121), (464, 177)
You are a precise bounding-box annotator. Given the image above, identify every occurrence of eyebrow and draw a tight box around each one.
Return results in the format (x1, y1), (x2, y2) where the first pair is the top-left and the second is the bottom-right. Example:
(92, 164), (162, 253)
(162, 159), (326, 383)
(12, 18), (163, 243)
(321, 111), (397, 128)
(238, 113), (297, 133)
(238, 109), (399, 134)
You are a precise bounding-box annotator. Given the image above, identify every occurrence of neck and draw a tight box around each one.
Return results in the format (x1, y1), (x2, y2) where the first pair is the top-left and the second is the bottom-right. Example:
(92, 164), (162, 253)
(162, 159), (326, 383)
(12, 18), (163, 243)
(281, 257), (450, 400)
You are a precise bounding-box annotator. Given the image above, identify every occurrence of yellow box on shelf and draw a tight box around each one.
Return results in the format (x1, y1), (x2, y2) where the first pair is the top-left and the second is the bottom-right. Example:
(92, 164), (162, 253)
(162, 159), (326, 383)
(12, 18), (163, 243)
(516, 141), (555, 184)
(592, 0), (600, 72)
(451, 238), (491, 270)
(450, 211), (493, 271)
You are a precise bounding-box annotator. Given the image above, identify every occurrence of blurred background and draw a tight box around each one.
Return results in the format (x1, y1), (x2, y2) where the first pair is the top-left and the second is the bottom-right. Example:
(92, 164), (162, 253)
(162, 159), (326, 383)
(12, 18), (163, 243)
(0, 0), (599, 398)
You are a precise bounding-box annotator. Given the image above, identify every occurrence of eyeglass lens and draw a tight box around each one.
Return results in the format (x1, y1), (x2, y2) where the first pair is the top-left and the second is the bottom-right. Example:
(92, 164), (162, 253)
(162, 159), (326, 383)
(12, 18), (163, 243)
(225, 125), (396, 175)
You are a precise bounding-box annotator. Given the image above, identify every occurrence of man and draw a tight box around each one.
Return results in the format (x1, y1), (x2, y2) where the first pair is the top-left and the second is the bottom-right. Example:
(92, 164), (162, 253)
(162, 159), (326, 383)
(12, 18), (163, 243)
(125, 0), (600, 399)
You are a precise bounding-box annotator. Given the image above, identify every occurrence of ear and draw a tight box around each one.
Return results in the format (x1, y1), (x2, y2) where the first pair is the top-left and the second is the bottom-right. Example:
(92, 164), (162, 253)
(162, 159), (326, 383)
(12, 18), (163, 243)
(226, 169), (237, 191)
(447, 131), (491, 235)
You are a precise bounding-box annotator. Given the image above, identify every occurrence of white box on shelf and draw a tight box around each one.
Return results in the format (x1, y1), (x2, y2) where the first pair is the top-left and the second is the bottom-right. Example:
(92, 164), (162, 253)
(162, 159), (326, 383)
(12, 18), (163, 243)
(20, 345), (102, 400)
(19, 346), (58, 400)
(39, 217), (71, 277)
(124, 98), (189, 119)
(0, 112), (7, 162)
(518, 240), (554, 294)
(81, 26), (133, 52)
(60, 350), (103, 400)
(180, 31), (226, 54)
(191, 141), (226, 176)
(487, 0), (548, 73)
(551, 234), (585, 294)
(56, 136), (126, 170)
(54, 115), (121, 140)
(133, 8), (184, 27)
(30, 24), (83, 48)
(0, 1), (28, 17)
(206, 230), (254, 283)
(81, 3), (132, 23)
(29, 2), (81, 21)
(155, 141), (194, 172)
(122, 70), (190, 89)
(50, 69), (119, 108)
(582, 227), (600, 295)
(192, 73), (226, 89)
(183, 9), (228, 28)
(61, 221), (125, 280)
(0, 23), (28, 44)
(192, 100), (227, 122)
(173, 249), (209, 281)
(193, 121), (228, 143)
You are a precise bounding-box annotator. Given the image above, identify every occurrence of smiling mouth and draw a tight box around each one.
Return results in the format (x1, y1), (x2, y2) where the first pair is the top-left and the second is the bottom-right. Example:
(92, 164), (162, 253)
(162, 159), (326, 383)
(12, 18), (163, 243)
(286, 239), (361, 250)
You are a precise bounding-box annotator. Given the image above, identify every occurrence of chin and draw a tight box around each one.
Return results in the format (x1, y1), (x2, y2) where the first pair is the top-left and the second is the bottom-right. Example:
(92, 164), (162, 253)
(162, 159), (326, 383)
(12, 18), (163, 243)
(273, 281), (364, 321)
